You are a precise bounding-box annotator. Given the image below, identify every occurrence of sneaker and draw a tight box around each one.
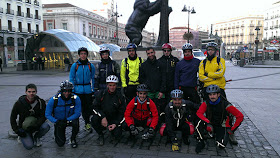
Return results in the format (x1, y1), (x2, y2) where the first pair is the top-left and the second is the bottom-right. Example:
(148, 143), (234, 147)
(229, 134), (238, 145)
(70, 139), (78, 148)
(84, 123), (93, 133)
(97, 134), (104, 146)
(17, 136), (22, 144)
(34, 137), (42, 147)
(195, 140), (205, 153)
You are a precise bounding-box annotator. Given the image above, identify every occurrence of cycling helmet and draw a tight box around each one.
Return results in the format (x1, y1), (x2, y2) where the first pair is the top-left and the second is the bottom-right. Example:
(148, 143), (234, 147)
(136, 84), (149, 92)
(78, 47), (89, 55)
(170, 89), (184, 98)
(126, 43), (137, 50)
(206, 84), (220, 93)
(106, 75), (119, 83)
(182, 43), (193, 50)
(60, 80), (74, 90)
(162, 43), (172, 50)
(99, 46), (110, 54)
(206, 42), (218, 50)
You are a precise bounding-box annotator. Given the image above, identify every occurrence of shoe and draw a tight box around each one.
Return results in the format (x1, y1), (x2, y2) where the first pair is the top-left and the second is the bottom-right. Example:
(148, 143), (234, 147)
(34, 137), (42, 147)
(97, 134), (104, 146)
(70, 139), (78, 148)
(229, 134), (238, 145)
(17, 136), (22, 144)
(84, 123), (93, 133)
(195, 140), (205, 153)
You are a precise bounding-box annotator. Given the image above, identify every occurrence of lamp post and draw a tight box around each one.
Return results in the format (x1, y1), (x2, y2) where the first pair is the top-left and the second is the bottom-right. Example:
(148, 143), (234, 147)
(112, 3), (122, 45)
(182, 5), (196, 43)
(255, 26), (260, 62)
(0, 30), (8, 67)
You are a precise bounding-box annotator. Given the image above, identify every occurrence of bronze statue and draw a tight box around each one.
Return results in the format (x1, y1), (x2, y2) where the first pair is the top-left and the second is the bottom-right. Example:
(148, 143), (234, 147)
(125, 0), (163, 46)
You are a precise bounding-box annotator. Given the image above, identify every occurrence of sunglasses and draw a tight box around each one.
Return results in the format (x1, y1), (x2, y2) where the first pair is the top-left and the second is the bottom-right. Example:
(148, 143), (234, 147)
(207, 49), (215, 51)
(163, 50), (171, 52)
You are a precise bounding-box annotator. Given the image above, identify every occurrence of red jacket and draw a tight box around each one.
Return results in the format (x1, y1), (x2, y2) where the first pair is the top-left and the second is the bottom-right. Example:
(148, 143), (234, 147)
(124, 97), (158, 129)
(196, 100), (243, 131)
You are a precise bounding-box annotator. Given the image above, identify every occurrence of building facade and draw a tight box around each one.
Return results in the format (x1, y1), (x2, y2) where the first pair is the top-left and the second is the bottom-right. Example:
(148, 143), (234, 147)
(213, 15), (264, 56)
(169, 27), (200, 50)
(0, 0), (43, 67)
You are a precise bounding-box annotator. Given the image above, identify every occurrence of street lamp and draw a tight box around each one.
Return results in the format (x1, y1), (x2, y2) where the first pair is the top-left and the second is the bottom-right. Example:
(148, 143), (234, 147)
(112, 3), (122, 45)
(182, 5), (196, 43)
(0, 30), (9, 67)
(255, 26), (260, 62)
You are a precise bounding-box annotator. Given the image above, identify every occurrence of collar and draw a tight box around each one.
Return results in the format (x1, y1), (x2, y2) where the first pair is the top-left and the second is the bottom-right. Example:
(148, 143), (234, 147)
(209, 97), (221, 105)
(184, 55), (194, 61)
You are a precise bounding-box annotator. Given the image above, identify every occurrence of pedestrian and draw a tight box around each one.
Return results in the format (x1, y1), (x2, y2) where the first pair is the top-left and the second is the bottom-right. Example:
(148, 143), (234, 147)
(195, 85), (244, 153)
(139, 47), (166, 123)
(10, 84), (50, 150)
(160, 89), (199, 151)
(64, 56), (70, 72)
(45, 80), (81, 148)
(0, 56), (2, 72)
(41, 55), (45, 70)
(91, 75), (125, 145)
(37, 55), (42, 70)
(69, 47), (95, 133)
(174, 43), (200, 104)
(158, 43), (179, 103)
(120, 43), (144, 102)
(95, 47), (120, 92)
(124, 84), (158, 140)
(32, 54), (37, 70)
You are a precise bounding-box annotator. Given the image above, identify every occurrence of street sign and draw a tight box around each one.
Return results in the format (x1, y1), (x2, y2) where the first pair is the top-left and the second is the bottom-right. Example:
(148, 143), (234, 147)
(270, 39), (279, 44)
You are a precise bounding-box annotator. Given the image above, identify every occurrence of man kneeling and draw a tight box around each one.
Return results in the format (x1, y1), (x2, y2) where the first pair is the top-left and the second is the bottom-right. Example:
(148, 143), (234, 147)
(124, 84), (158, 140)
(91, 75), (125, 145)
(160, 89), (199, 151)
(195, 85), (244, 153)
(45, 80), (81, 148)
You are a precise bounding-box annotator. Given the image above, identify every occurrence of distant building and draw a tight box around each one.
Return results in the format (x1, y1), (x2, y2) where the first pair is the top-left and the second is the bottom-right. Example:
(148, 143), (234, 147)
(169, 27), (200, 50)
(0, 0), (43, 67)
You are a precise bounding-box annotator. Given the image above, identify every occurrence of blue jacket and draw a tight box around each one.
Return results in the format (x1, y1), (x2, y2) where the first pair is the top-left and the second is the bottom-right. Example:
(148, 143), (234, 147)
(174, 58), (200, 88)
(69, 60), (95, 94)
(45, 93), (81, 123)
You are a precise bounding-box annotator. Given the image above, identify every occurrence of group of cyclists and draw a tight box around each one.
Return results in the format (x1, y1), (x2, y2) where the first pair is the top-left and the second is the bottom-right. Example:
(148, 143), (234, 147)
(10, 41), (244, 153)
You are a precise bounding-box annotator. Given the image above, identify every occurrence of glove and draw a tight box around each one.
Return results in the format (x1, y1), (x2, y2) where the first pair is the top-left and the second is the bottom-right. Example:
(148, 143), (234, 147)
(172, 143), (180, 151)
(56, 120), (67, 128)
(204, 73), (208, 77)
(129, 125), (138, 136)
(17, 128), (27, 137)
(142, 127), (155, 139)
(227, 128), (234, 135)
(206, 123), (213, 133)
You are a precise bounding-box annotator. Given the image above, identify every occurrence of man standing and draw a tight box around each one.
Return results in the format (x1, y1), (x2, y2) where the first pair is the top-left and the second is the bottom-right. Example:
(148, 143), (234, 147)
(92, 75), (125, 145)
(139, 47), (166, 120)
(195, 85), (244, 153)
(10, 84), (50, 150)
(45, 80), (81, 148)
(120, 43), (144, 102)
(64, 56), (70, 72)
(95, 47), (120, 92)
(0, 56), (2, 72)
(69, 47), (95, 133)
(174, 43), (200, 103)
(158, 43), (179, 102)
(32, 54), (37, 70)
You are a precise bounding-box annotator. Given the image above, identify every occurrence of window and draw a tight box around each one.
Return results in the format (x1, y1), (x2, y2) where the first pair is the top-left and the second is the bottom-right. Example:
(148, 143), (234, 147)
(83, 24), (86, 33)
(47, 23), (53, 30)
(93, 26), (96, 35)
(62, 23), (67, 30)
(8, 20), (12, 31)
(97, 28), (100, 36)
(89, 26), (92, 34)
(18, 22), (22, 32)
(35, 10), (39, 19)
(27, 8), (30, 17)
(17, 6), (22, 16)
(36, 25), (39, 33)
(27, 23), (31, 33)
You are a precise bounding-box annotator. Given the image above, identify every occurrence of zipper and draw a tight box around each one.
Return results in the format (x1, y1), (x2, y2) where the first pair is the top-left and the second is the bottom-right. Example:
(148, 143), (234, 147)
(106, 64), (108, 78)
(82, 65), (85, 91)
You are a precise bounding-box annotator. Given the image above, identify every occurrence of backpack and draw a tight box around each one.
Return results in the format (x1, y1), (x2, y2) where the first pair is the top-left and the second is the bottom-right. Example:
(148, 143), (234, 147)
(75, 61), (92, 72)
(132, 96), (151, 114)
(202, 57), (220, 70)
(124, 57), (143, 84)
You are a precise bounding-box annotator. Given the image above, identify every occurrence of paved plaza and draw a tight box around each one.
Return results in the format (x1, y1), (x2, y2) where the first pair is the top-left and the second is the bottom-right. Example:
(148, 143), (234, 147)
(0, 61), (280, 158)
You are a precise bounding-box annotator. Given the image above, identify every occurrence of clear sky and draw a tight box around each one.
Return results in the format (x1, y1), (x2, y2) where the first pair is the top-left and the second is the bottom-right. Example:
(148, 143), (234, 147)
(42, 0), (277, 34)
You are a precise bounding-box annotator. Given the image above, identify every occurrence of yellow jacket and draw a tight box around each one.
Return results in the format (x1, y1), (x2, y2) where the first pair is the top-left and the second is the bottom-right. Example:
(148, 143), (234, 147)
(198, 56), (226, 89)
(120, 57), (144, 87)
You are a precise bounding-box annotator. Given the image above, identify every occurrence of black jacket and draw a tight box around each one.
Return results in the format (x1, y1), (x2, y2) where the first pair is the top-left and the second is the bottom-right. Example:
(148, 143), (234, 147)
(139, 58), (166, 93)
(165, 100), (199, 141)
(10, 95), (46, 134)
(92, 89), (125, 125)
(158, 55), (179, 92)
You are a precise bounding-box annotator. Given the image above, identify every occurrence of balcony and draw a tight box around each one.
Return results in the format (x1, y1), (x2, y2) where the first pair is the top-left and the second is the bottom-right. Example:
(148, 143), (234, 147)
(7, 27), (16, 32)
(219, 28), (223, 31)
(26, 13), (33, 18)
(227, 35), (230, 37)
(17, 0), (22, 2)
(228, 27), (231, 29)
(270, 26), (274, 29)
(236, 25), (239, 28)
(264, 27), (268, 30)
(241, 24), (244, 28)
(224, 28), (227, 30)
(235, 34), (239, 36)
(249, 33), (254, 36)
(35, 15), (41, 20)
(223, 35), (226, 37)
(232, 26), (236, 29)
(275, 25), (279, 28)
(6, 9), (14, 15)
(240, 33), (244, 36)
(249, 24), (255, 27)
(34, 0), (39, 6)
(25, 0), (31, 4)
(17, 11), (24, 17)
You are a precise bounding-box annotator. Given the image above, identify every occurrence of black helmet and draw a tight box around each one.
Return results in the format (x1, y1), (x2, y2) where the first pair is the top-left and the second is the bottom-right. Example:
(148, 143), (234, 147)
(206, 85), (220, 93)
(206, 42), (218, 50)
(170, 89), (183, 98)
(60, 80), (74, 90)
(136, 84), (149, 92)
(78, 47), (88, 55)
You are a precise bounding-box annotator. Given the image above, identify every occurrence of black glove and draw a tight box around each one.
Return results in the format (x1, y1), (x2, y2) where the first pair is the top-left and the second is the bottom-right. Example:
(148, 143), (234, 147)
(204, 73), (208, 77)
(142, 127), (155, 139)
(17, 128), (27, 137)
(56, 120), (67, 128)
(129, 125), (138, 136)
(148, 127), (154, 135)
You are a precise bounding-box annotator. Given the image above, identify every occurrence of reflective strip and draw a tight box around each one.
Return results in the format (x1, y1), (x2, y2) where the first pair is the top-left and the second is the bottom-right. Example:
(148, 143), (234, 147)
(199, 76), (209, 81)
(196, 120), (203, 140)
(216, 140), (225, 148)
(214, 62), (224, 75)
(118, 117), (125, 127)
(92, 109), (101, 117)
(73, 95), (77, 99)
(160, 112), (165, 116)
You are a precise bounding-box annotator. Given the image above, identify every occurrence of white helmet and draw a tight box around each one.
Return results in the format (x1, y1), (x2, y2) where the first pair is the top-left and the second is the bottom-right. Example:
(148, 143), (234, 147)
(106, 75), (119, 83)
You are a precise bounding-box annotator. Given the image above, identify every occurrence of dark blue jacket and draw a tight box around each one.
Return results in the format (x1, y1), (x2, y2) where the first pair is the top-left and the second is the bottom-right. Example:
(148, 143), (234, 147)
(174, 58), (200, 88)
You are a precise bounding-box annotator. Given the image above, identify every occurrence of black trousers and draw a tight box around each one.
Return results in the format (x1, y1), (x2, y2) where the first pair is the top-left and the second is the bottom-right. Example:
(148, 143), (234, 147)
(123, 118), (152, 132)
(124, 85), (137, 103)
(180, 86), (200, 104)
(91, 114), (122, 137)
(76, 93), (92, 124)
(196, 120), (229, 147)
(163, 121), (192, 139)
(54, 119), (79, 147)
